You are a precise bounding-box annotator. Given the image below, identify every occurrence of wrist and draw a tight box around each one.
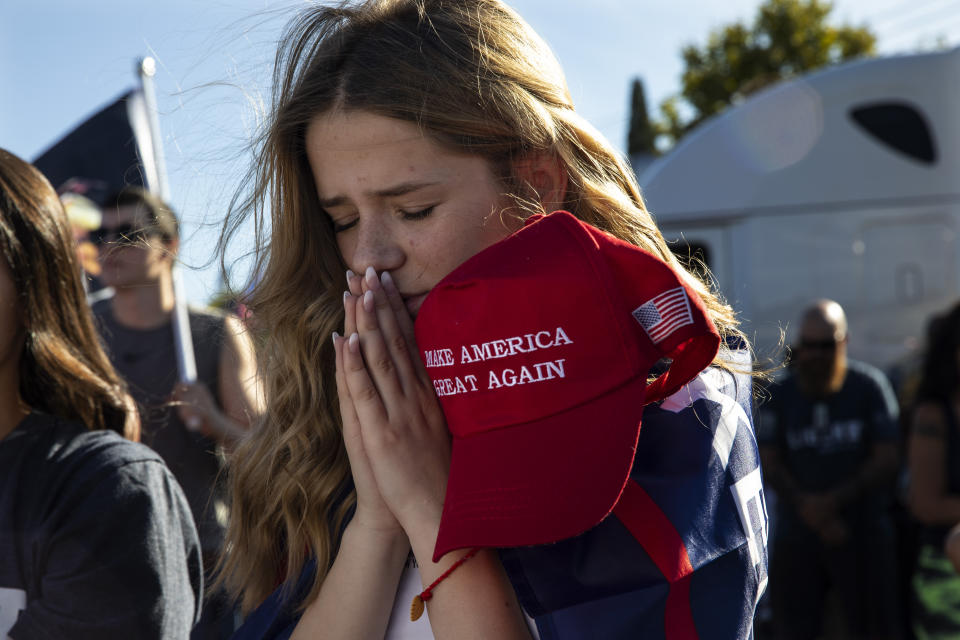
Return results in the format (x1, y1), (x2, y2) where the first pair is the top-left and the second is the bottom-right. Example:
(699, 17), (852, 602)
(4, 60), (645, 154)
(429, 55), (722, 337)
(343, 518), (410, 560)
(404, 514), (444, 569)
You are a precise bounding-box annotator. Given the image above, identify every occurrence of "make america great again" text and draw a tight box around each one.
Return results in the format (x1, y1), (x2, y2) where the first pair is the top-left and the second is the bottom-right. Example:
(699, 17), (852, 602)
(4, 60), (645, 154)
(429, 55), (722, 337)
(423, 327), (573, 397)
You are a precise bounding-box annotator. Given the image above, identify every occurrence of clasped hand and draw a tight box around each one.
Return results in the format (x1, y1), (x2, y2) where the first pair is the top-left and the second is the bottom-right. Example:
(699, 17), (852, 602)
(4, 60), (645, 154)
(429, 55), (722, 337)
(797, 492), (849, 546)
(332, 267), (451, 540)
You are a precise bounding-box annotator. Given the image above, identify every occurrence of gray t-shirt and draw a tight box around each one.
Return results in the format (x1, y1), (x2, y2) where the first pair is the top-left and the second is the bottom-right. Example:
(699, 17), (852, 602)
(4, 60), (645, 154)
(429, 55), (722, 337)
(0, 412), (203, 639)
(93, 300), (228, 557)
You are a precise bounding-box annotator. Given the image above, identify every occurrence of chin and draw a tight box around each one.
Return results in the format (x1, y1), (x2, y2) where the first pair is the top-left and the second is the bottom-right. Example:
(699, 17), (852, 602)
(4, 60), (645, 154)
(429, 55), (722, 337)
(797, 362), (846, 396)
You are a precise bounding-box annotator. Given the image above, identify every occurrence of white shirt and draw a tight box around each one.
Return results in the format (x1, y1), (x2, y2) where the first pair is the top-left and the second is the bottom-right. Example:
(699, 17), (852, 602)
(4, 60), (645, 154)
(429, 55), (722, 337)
(384, 554), (541, 639)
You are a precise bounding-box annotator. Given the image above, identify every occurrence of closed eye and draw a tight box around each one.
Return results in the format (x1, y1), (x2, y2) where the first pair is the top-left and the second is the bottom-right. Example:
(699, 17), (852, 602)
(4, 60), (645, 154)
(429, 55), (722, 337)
(331, 217), (358, 233)
(400, 206), (435, 221)
(323, 207), (357, 234)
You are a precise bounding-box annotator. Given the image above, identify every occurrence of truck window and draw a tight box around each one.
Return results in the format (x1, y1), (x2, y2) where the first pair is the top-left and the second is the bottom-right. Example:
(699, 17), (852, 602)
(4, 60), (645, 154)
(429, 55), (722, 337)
(849, 102), (936, 164)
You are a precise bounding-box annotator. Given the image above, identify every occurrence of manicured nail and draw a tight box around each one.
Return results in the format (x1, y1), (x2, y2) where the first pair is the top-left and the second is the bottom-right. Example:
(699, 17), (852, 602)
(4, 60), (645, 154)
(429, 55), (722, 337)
(332, 331), (340, 346)
(363, 289), (374, 312)
(348, 332), (359, 353)
(346, 270), (356, 286)
(365, 265), (380, 290)
(381, 270), (395, 291)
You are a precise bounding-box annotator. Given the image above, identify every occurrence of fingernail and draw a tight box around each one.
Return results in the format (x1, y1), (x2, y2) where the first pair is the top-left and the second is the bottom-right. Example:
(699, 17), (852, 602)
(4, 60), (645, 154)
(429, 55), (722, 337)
(332, 331), (340, 346)
(343, 290), (350, 302)
(381, 270), (395, 291)
(346, 269), (356, 286)
(365, 265), (380, 290)
(363, 289), (374, 312)
(348, 332), (359, 353)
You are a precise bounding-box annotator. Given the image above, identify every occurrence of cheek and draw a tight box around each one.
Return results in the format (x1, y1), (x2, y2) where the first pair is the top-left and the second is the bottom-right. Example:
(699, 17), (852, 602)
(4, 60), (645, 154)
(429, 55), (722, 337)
(435, 228), (500, 274)
(335, 235), (352, 265)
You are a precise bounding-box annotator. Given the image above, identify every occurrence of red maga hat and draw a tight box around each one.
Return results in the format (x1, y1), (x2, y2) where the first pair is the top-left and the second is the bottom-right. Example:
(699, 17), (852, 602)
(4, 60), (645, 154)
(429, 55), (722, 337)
(415, 211), (720, 561)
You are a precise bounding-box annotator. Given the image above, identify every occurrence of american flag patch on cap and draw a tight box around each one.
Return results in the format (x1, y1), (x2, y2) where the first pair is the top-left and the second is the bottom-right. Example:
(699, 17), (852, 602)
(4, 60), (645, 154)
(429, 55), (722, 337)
(632, 287), (694, 343)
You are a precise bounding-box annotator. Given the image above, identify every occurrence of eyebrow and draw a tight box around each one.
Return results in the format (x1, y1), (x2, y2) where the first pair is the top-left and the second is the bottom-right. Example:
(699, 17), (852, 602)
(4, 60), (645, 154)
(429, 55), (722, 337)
(318, 180), (442, 209)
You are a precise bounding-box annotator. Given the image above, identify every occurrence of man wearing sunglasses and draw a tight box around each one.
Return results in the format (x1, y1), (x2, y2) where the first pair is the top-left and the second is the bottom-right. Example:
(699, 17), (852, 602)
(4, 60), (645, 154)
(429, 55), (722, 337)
(758, 299), (901, 640)
(91, 187), (262, 639)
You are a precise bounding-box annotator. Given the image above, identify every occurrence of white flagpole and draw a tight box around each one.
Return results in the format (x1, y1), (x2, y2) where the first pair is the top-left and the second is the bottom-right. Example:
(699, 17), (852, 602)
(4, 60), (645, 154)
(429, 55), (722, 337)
(137, 57), (197, 385)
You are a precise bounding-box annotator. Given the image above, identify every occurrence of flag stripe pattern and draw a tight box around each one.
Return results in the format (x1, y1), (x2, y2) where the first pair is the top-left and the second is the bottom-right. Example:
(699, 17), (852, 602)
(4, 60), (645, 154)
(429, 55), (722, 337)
(613, 480), (699, 639)
(497, 350), (766, 640)
(633, 287), (694, 343)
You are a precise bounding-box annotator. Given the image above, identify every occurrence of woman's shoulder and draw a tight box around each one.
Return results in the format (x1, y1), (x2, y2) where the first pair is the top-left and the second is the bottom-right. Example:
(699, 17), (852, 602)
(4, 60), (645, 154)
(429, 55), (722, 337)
(10, 412), (167, 485)
(2, 412), (189, 550)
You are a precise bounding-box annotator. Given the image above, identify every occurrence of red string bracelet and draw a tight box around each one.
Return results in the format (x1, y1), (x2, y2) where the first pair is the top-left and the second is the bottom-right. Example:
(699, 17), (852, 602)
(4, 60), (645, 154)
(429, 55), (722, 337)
(410, 547), (480, 621)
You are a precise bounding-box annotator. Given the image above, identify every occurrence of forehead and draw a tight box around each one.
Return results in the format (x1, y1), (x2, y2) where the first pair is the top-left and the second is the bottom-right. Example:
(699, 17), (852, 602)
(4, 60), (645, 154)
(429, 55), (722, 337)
(799, 315), (838, 341)
(102, 203), (150, 226)
(304, 110), (477, 196)
(306, 110), (428, 150)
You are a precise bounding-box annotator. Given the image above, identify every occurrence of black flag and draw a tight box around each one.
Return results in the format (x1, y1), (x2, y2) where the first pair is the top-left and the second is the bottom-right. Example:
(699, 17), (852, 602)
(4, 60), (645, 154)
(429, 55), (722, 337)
(33, 89), (158, 206)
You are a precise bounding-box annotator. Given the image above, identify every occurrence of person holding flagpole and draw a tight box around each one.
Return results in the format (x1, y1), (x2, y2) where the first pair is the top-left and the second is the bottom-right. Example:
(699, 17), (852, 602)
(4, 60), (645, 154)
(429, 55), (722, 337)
(92, 186), (262, 639)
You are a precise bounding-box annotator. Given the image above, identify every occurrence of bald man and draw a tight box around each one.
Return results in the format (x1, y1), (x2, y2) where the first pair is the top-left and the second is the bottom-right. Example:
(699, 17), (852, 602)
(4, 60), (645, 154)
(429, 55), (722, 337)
(759, 300), (901, 640)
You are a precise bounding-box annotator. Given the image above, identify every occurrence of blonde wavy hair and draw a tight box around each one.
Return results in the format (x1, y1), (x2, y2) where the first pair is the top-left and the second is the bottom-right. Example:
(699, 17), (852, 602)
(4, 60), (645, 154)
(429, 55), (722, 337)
(218, 0), (748, 613)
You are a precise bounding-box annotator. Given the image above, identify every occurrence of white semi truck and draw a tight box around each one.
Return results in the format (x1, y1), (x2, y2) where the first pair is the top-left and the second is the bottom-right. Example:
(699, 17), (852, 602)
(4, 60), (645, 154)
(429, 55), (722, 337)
(638, 46), (960, 373)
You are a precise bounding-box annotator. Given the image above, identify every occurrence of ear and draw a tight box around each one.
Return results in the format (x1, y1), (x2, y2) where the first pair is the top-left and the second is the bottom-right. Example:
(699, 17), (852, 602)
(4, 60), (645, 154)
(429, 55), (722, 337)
(512, 152), (568, 214)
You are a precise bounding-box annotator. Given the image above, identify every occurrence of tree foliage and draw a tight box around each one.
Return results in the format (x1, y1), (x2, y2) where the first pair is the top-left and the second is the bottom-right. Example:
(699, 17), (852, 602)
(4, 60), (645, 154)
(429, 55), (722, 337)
(654, 0), (876, 146)
(627, 78), (657, 155)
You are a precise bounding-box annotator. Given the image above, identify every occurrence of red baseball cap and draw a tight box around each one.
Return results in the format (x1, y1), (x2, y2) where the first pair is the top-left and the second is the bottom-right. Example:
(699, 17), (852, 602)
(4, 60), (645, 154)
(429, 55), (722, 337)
(415, 211), (720, 561)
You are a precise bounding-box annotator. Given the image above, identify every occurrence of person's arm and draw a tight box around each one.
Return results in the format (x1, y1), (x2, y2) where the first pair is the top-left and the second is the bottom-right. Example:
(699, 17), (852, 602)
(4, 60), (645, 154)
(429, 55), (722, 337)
(759, 444), (801, 507)
(830, 369), (900, 508)
(173, 314), (263, 447)
(343, 268), (532, 639)
(757, 392), (791, 495)
(757, 399), (807, 512)
(291, 522), (410, 640)
(10, 455), (202, 640)
(828, 441), (899, 509)
(759, 444), (839, 536)
(908, 402), (960, 526)
(405, 527), (532, 640)
(290, 273), (411, 639)
(219, 314), (264, 427)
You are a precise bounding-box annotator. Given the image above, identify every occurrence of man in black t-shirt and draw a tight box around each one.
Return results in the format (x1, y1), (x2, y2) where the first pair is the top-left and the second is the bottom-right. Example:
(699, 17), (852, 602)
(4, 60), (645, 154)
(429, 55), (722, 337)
(759, 299), (901, 640)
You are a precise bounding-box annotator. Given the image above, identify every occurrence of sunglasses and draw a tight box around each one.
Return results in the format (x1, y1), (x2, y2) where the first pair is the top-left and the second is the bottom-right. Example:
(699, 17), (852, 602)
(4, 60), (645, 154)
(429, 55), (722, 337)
(798, 339), (839, 352)
(90, 223), (158, 246)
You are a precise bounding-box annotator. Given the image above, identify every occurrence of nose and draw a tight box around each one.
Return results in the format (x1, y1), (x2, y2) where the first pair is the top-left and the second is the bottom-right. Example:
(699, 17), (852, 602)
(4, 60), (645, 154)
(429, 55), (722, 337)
(343, 217), (405, 275)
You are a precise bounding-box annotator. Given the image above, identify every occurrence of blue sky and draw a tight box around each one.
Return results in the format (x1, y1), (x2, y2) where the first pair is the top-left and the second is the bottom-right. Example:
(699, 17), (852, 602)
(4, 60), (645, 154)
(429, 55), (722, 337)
(2, 0), (958, 304)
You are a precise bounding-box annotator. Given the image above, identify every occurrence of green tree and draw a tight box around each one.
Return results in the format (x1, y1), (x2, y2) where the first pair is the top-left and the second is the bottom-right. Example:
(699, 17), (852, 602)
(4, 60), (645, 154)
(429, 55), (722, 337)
(627, 78), (657, 156)
(654, 0), (876, 146)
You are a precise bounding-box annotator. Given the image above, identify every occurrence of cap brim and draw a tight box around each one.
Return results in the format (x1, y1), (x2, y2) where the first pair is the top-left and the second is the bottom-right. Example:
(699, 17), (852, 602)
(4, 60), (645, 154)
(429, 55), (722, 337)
(433, 374), (648, 561)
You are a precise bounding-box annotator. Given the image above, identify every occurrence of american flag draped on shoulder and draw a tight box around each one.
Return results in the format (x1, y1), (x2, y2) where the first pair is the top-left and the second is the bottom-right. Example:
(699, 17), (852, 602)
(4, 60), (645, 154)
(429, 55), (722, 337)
(499, 345), (768, 640)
